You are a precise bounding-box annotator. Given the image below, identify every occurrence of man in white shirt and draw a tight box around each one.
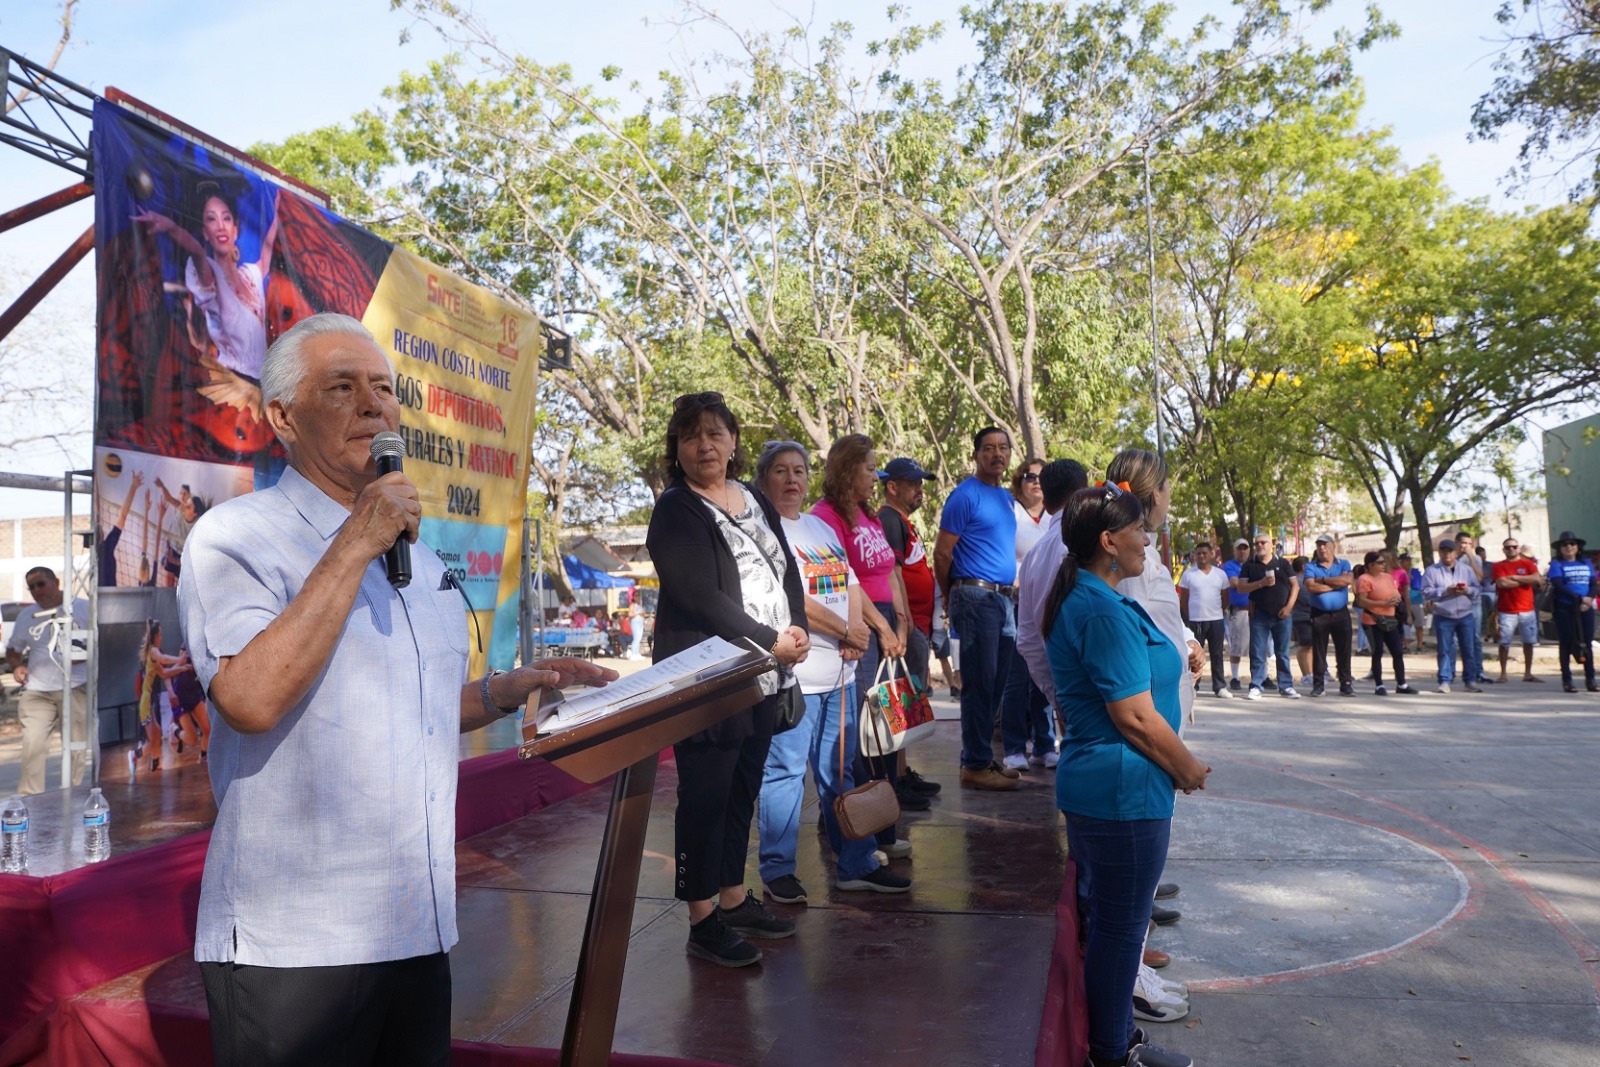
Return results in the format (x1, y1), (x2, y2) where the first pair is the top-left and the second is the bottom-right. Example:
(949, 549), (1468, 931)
(1178, 543), (1233, 697)
(4, 567), (90, 795)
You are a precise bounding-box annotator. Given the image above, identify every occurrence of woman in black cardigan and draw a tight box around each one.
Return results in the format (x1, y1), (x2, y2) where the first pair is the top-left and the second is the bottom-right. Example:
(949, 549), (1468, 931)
(647, 391), (811, 967)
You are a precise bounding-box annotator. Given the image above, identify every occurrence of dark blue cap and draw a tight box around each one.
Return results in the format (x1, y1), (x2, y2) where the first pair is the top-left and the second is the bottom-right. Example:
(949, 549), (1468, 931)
(878, 457), (936, 482)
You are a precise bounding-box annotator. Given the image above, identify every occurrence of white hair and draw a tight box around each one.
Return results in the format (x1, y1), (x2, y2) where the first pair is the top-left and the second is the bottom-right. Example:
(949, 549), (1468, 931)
(260, 313), (394, 409)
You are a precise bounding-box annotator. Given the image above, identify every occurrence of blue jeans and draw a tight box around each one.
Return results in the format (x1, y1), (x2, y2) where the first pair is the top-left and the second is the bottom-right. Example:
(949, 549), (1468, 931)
(1249, 610), (1293, 689)
(948, 584), (1016, 770)
(1433, 614), (1479, 685)
(1000, 645), (1053, 758)
(758, 682), (880, 882)
(1067, 813), (1171, 1062)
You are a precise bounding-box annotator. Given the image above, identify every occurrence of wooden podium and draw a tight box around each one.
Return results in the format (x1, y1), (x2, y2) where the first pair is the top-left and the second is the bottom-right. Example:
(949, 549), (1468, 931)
(518, 652), (772, 1067)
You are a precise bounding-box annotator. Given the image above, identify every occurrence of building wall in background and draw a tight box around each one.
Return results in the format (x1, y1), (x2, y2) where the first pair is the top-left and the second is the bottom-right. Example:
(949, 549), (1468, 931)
(1545, 414), (1600, 546)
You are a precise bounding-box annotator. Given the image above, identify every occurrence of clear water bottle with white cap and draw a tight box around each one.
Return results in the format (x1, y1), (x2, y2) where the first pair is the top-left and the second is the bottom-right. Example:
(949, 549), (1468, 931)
(83, 787), (110, 863)
(1, 794), (27, 873)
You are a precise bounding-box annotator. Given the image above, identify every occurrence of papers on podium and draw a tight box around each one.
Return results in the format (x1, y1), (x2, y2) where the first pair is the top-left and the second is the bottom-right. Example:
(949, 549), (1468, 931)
(533, 636), (771, 736)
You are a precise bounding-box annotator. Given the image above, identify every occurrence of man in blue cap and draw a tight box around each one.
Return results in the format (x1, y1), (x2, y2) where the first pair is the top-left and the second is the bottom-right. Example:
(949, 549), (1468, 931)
(878, 457), (943, 804)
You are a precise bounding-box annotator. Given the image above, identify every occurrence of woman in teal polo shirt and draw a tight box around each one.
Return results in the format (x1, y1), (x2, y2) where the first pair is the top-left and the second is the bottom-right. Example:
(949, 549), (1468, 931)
(1042, 484), (1211, 1067)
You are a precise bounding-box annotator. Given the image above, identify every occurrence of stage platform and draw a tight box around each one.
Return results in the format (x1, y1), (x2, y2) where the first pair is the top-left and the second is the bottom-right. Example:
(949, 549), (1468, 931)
(1, 708), (1079, 1066)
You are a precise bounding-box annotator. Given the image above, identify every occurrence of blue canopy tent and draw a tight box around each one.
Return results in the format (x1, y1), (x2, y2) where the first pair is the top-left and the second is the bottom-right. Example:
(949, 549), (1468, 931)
(530, 554), (636, 590)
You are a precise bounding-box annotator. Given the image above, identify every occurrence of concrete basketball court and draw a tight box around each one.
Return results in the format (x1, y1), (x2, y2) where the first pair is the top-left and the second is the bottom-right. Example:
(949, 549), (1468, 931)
(1144, 678), (1600, 1065)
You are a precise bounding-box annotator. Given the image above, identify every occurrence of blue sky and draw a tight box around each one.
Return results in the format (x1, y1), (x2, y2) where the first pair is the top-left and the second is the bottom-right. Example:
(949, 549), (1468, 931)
(0, 0), (1570, 515)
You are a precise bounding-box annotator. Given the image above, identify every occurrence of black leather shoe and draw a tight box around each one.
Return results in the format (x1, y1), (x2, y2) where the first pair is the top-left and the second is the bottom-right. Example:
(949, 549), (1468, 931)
(1150, 904), (1181, 925)
(901, 768), (942, 795)
(1155, 882), (1179, 900)
(895, 785), (932, 811)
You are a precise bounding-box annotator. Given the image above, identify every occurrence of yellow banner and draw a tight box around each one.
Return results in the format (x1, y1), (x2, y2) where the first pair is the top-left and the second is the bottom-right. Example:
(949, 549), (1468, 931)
(364, 248), (538, 674)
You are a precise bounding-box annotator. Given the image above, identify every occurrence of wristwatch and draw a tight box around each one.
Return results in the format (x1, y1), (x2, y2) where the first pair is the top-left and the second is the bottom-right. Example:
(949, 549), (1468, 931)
(480, 669), (522, 716)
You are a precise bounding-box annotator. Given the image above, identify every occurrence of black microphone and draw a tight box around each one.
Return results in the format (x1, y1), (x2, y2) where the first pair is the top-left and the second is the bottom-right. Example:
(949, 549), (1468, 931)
(370, 431), (412, 588)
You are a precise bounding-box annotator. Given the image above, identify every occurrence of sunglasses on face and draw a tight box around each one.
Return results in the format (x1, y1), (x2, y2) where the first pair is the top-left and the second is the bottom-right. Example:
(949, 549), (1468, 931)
(1022, 472), (1040, 483)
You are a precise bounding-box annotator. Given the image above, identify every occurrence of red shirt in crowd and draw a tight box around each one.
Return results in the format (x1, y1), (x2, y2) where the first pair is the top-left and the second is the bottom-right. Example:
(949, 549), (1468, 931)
(1491, 556), (1540, 614)
(879, 505), (935, 634)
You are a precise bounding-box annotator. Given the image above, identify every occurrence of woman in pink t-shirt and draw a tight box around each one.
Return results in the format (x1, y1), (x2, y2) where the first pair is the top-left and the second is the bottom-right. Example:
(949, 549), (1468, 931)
(811, 434), (912, 851)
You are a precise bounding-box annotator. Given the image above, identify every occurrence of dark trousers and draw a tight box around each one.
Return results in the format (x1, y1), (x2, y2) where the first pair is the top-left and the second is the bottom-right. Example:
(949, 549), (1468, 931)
(1188, 619), (1225, 691)
(949, 584), (1016, 770)
(200, 952), (451, 1067)
(673, 694), (777, 900)
(1068, 814), (1170, 1062)
(1310, 607), (1354, 687)
(853, 600), (902, 845)
(1000, 645), (1053, 758)
(1366, 622), (1407, 686)
(1554, 602), (1597, 687)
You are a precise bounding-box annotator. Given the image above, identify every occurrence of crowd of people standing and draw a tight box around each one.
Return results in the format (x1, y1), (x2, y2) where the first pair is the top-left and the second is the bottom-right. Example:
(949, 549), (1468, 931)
(639, 398), (1599, 1067)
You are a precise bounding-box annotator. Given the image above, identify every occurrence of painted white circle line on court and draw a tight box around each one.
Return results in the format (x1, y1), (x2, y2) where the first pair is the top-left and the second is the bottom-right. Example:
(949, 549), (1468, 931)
(1178, 796), (1471, 992)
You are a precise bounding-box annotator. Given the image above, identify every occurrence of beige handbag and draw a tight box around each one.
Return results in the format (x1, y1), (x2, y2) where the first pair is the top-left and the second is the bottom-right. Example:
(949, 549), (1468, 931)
(832, 666), (900, 841)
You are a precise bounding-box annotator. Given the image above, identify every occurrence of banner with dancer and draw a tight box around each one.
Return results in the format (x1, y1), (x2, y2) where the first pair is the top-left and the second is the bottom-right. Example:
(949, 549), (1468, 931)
(91, 100), (538, 673)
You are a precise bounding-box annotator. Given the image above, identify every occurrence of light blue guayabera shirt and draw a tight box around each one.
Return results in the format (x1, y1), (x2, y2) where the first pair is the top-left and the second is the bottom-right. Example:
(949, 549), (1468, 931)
(1048, 570), (1184, 821)
(1301, 556), (1352, 613)
(178, 465), (470, 967)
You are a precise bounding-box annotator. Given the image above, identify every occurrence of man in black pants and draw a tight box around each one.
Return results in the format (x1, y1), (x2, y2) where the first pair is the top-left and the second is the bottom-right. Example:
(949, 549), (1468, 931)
(1177, 542), (1232, 698)
(1303, 534), (1357, 697)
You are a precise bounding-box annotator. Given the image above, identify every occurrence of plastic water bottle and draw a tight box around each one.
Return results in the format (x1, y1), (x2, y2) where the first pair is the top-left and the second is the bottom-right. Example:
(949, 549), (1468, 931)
(83, 787), (110, 864)
(1, 794), (27, 874)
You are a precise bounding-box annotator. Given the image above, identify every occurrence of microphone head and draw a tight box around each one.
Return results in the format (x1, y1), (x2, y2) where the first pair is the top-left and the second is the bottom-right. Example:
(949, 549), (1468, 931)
(370, 431), (405, 461)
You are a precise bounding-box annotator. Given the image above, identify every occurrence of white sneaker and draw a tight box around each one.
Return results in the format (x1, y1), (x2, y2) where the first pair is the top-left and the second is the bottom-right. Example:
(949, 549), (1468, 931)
(1138, 963), (1188, 1005)
(872, 849), (888, 865)
(1281, 687), (1301, 699)
(1043, 750), (1060, 769)
(881, 838), (912, 858)
(1133, 965), (1189, 1022)
(1245, 686), (1263, 700)
(1435, 683), (1452, 694)
(1299, 675), (1313, 688)
(1213, 686), (1233, 699)
(1002, 753), (1030, 773)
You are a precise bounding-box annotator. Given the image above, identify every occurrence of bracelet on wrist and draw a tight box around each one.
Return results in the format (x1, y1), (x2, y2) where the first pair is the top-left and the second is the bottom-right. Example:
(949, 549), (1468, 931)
(480, 669), (522, 717)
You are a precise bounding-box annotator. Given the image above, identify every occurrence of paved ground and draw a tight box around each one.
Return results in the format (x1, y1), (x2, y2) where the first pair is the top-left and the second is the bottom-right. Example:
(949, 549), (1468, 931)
(1164, 672), (1600, 1066)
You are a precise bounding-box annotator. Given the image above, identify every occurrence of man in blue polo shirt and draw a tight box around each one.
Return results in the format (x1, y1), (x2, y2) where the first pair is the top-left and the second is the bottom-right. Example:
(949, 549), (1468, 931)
(1302, 534), (1356, 697)
(1222, 538), (1251, 690)
(934, 426), (1021, 791)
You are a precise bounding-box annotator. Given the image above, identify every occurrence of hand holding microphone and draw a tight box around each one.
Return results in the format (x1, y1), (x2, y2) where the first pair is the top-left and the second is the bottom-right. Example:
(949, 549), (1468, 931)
(342, 431), (419, 586)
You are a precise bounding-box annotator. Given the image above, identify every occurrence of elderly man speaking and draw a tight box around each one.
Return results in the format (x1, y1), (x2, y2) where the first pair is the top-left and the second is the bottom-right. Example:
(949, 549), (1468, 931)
(178, 313), (616, 1066)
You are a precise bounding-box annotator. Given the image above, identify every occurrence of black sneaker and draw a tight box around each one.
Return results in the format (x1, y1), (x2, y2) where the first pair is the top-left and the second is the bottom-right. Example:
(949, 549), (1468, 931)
(1309, 684), (1325, 697)
(1155, 882), (1180, 900)
(836, 866), (912, 893)
(1374, 684), (1388, 696)
(895, 785), (933, 811)
(902, 768), (942, 795)
(1395, 683), (1419, 694)
(1150, 904), (1181, 925)
(763, 874), (807, 905)
(1339, 681), (1355, 696)
(1263, 677), (1277, 690)
(1229, 678), (1242, 691)
(686, 911), (763, 968)
(1126, 1027), (1193, 1067)
(718, 890), (797, 939)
